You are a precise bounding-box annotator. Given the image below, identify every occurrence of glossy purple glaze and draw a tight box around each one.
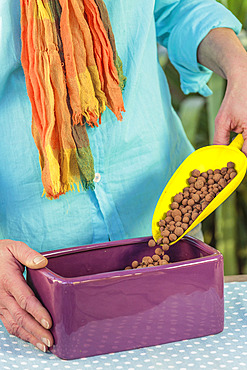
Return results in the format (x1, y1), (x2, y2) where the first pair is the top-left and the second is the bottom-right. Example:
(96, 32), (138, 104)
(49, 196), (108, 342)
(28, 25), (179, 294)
(26, 236), (224, 360)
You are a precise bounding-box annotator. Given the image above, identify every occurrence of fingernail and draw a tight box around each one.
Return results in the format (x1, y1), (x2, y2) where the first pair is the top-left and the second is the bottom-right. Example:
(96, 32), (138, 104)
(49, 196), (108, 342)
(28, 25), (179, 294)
(36, 342), (46, 352)
(41, 319), (50, 329)
(33, 256), (46, 265)
(42, 337), (51, 347)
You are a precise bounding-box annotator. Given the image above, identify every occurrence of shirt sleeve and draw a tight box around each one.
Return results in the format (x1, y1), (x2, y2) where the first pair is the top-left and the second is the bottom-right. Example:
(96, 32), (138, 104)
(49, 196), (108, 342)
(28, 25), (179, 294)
(154, 0), (242, 96)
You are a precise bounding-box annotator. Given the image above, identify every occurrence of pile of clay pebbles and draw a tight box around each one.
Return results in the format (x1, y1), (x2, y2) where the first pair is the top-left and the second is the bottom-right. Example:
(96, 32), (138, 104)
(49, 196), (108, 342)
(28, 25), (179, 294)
(125, 162), (237, 270)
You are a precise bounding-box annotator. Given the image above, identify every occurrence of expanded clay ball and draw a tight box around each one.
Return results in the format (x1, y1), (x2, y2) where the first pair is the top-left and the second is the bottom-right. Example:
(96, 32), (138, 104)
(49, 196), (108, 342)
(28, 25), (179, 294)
(182, 198), (188, 206)
(201, 201), (209, 210)
(191, 212), (199, 221)
(152, 254), (160, 262)
(230, 171), (237, 179)
(205, 194), (214, 202)
(197, 176), (206, 183)
(173, 193), (183, 203)
(182, 216), (190, 223)
(224, 173), (230, 181)
(163, 254), (170, 262)
(169, 233), (177, 242)
(218, 178), (227, 188)
(194, 180), (204, 189)
(148, 239), (156, 248)
(132, 260), (139, 268)
(171, 202), (179, 209)
(165, 216), (173, 223)
(158, 220), (166, 227)
(192, 193), (200, 202)
(166, 210), (173, 217)
(213, 173), (222, 182)
(155, 247), (164, 256)
(172, 209), (182, 218)
(227, 161), (235, 168)
(214, 169), (221, 174)
(174, 227), (183, 237)
(142, 256), (153, 265)
(188, 176), (196, 184)
(188, 199), (195, 206)
(161, 229), (170, 237)
(160, 260), (169, 265)
(157, 237), (163, 244)
(162, 244), (170, 251)
(191, 169), (200, 177)
(181, 222), (188, 230)
(162, 237), (170, 245)
(169, 225), (175, 232)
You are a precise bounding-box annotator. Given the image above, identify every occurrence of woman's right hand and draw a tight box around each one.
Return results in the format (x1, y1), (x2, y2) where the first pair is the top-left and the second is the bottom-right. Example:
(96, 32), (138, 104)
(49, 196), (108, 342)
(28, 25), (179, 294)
(0, 240), (54, 352)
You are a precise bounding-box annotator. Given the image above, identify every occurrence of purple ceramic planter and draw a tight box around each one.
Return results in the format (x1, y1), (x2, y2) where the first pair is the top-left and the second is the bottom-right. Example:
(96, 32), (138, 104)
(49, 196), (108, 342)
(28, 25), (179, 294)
(26, 236), (224, 360)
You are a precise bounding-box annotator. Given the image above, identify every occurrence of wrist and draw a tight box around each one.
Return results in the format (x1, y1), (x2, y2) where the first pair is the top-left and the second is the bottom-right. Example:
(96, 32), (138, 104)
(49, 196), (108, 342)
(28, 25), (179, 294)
(225, 54), (247, 84)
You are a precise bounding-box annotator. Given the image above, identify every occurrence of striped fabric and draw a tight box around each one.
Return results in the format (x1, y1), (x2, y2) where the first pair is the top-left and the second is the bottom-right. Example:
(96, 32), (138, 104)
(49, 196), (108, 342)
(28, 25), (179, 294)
(20, 0), (126, 199)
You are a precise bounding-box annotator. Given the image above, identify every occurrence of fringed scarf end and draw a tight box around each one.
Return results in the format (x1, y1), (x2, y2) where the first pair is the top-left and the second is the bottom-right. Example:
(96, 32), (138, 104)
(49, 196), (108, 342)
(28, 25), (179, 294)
(73, 108), (103, 128)
(82, 179), (95, 191)
(43, 178), (95, 199)
(115, 53), (127, 92)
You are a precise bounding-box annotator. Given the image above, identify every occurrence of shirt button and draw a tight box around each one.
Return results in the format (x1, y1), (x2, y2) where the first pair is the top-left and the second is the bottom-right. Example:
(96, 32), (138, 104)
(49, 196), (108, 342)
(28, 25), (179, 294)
(94, 173), (101, 183)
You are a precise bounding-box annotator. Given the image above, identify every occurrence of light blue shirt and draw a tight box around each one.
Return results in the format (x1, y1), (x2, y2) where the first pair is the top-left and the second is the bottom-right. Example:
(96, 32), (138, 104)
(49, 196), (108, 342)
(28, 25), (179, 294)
(0, 0), (241, 253)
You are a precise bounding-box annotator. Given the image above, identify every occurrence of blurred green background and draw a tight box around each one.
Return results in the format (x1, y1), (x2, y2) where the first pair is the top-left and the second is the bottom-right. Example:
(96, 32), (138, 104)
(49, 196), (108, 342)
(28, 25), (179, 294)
(158, 0), (247, 275)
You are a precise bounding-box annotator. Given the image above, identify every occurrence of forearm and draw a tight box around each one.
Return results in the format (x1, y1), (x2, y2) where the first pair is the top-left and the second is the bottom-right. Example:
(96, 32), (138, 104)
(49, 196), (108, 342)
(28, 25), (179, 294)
(197, 27), (247, 82)
(197, 27), (247, 154)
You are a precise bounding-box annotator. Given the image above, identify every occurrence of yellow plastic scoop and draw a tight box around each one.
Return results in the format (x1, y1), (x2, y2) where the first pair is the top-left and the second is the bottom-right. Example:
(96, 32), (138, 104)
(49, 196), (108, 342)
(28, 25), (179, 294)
(152, 134), (247, 245)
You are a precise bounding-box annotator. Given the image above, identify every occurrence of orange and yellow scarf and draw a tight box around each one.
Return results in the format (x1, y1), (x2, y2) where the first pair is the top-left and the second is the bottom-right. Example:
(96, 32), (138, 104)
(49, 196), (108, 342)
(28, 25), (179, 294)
(20, 0), (126, 199)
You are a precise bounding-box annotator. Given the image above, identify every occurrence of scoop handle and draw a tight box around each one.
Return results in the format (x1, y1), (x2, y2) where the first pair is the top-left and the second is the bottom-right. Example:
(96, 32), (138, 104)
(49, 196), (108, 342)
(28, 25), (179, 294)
(229, 134), (244, 150)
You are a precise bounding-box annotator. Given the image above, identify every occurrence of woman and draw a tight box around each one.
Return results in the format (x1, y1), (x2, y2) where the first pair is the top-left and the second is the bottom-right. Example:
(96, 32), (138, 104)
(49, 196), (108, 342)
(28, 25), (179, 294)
(0, 0), (247, 352)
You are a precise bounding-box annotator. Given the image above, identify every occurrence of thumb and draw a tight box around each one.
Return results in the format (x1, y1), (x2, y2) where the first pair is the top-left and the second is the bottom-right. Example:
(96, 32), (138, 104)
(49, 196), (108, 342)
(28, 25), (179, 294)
(7, 240), (48, 269)
(213, 118), (230, 146)
(240, 129), (247, 157)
